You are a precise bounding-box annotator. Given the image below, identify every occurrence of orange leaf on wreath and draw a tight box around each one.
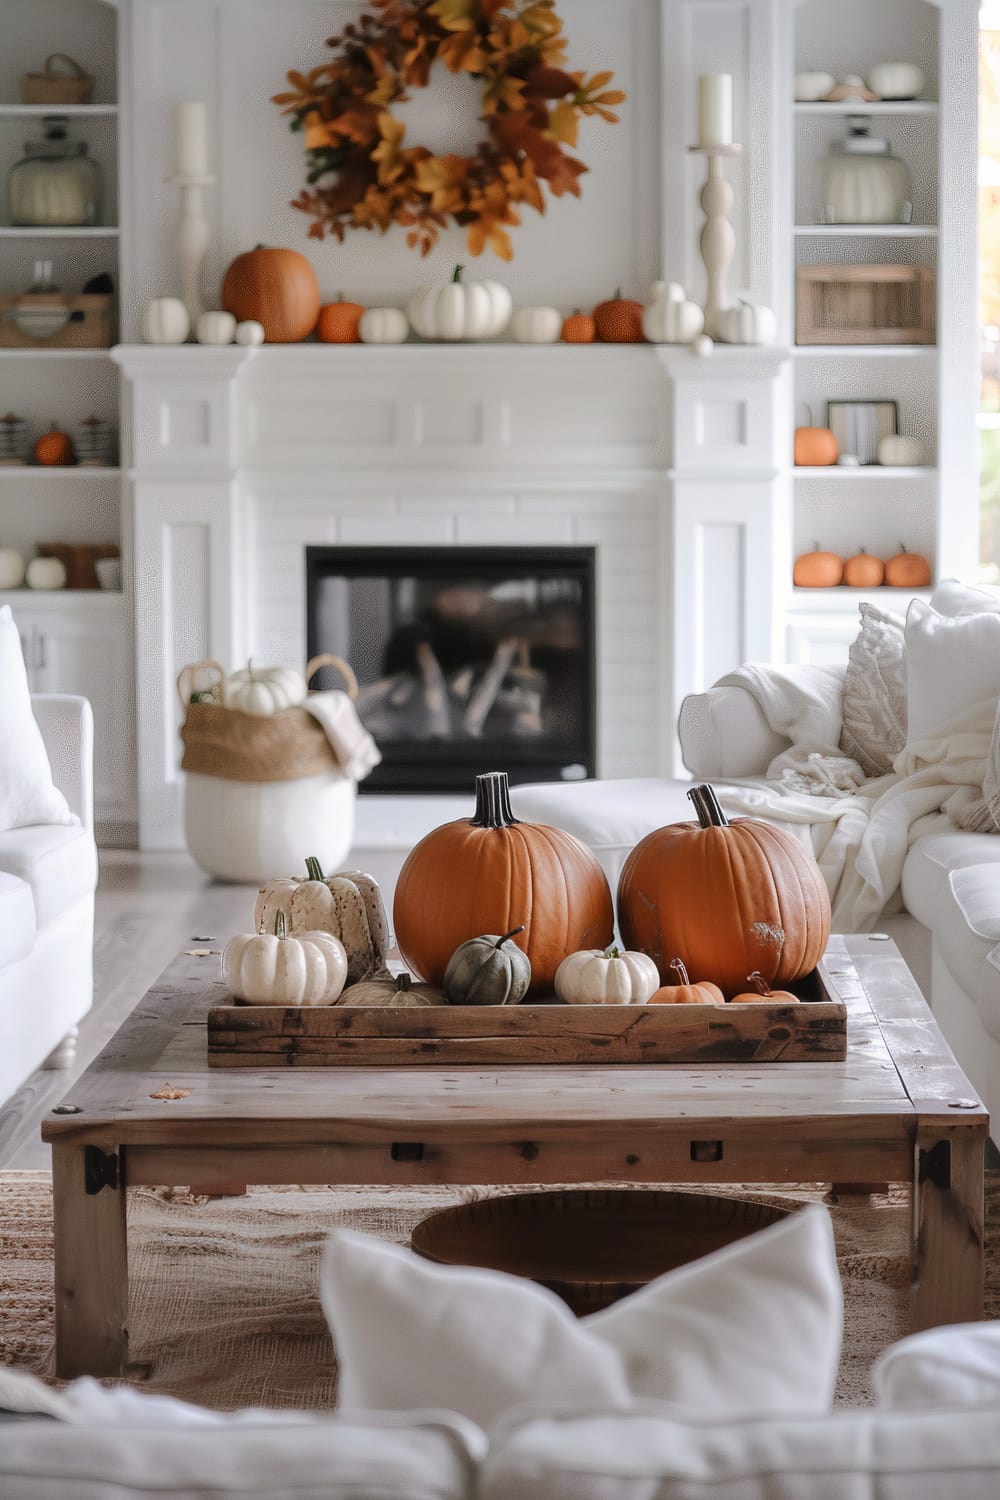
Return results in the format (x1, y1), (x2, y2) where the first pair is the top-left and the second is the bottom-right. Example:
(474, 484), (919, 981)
(428, 0), (478, 30)
(547, 100), (578, 146)
(414, 154), (470, 213)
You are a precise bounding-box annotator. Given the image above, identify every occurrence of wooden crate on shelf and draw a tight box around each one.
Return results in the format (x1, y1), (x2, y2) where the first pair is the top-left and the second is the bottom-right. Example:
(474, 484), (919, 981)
(0, 293), (114, 350)
(796, 265), (935, 345)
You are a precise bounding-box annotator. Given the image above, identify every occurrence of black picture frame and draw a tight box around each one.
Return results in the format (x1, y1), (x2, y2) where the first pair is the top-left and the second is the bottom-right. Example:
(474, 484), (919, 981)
(826, 400), (899, 466)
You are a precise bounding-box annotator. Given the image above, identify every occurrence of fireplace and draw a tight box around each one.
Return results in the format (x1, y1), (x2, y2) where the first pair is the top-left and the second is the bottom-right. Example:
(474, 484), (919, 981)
(306, 546), (597, 794)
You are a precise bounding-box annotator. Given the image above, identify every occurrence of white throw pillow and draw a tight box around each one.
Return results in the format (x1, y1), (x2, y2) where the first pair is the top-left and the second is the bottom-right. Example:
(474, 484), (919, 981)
(840, 603), (907, 776)
(873, 1321), (1000, 1408)
(0, 605), (74, 831)
(904, 599), (1000, 743)
(322, 1205), (843, 1430)
(930, 578), (1000, 617)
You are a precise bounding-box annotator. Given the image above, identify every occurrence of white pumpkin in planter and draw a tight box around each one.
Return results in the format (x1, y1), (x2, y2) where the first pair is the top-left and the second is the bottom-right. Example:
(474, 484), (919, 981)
(227, 660), (307, 715)
(141, 296), (190, 345)
(223, 912), (348, 1006)
(554, 946), (660, 1006)
(407, 265), (512, 342)
(196, 310), (237, 345)
(715, 299), (777, 346)
(359, 306), (409, 344)
(640, 282), (704, 345)
(254, 862), (390, 985)
(511, 306), (562, 344)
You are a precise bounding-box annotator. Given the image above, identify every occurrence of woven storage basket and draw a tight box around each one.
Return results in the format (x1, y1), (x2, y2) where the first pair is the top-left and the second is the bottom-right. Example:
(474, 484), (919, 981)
(19, 54), (95, 106)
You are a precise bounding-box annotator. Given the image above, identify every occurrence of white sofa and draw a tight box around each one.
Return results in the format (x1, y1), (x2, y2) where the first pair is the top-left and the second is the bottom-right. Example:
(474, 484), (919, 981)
(0, 694), (97, 1106)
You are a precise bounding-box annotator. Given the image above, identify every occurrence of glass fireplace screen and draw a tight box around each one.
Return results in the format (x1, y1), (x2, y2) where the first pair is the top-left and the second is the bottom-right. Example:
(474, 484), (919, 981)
(305, 546), (596, 794)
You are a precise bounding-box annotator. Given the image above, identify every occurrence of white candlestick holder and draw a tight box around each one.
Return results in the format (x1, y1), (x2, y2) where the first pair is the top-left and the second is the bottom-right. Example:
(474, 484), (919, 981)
(688, 144), (742, 339)
(170, 173), (215, 329)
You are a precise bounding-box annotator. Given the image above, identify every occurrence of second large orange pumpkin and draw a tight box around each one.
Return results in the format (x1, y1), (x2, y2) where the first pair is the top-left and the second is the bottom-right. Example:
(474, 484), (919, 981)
(221, 245), (320, 343)
(617, 784), (831, 997)
(393, 770), (614, 997)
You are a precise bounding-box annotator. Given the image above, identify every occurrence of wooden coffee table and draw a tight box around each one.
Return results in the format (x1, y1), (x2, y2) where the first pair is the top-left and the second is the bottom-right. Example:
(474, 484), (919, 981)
(43, 934), (988, 1379)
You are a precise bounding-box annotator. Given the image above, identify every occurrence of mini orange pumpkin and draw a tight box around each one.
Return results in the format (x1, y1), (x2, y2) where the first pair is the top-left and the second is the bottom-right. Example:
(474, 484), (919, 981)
(794, 427), (839, 466)
(593, 290), (644, 343)
(562, 309), (597, 344)
(34, 424), (73, 466)
(730, 971), (799, 1004)
(793, 549), (844, 588)
(649, 958), (725, 1005)
(841, 548), (885, 588)
(317, 294), (365, 344)
(884, 545), (931, 588)
(221, 244), (321, 344)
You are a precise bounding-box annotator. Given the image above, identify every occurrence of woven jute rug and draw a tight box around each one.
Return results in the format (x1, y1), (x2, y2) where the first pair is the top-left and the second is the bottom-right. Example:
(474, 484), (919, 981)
(2, 1172), (997, 1411)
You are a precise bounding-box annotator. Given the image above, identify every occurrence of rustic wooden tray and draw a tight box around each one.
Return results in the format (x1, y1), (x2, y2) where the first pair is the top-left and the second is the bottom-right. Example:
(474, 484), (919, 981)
(206, 961), (846, 1067)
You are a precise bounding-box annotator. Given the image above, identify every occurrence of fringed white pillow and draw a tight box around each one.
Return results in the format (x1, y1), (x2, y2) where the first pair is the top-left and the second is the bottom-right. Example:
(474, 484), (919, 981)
(839, 603), (907, 777)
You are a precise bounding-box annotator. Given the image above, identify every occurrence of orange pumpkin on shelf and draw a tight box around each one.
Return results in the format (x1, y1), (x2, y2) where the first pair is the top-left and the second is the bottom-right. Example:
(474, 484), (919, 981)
(392, 770), (614, 997)
(730, 972), (800, 1004)
(884, 545), (932, 588)
(221, 244), (321, 344)
(617, 783), (831, 998)
(562, 308), (597, 344)
(649, 958), (724, 1006)
(794, 427), (839, 467)
(841, 548), (885, 589)
(34, 424), (73, 467)
(317, 294), (365, 344)
(793, 549), (844, 588)
(593, 290), (644, 343)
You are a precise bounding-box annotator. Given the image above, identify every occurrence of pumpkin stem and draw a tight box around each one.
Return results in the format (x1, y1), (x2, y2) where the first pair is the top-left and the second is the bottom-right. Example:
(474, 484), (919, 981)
(452, 264), (464, 283)
(396, 972), (412, 991)
(669, 957), (690, 986)
(304, 856), (325, 882)
(471, 770), (519, 829)
(603, 945), (621, 959)
(746, 971), (772, 997)
(246, 658), (255, 683)
(613, 287), (622, 299)
(687, 784), (730, 829)
(273, 910), (287, 940)
(496, 925), (526, 949)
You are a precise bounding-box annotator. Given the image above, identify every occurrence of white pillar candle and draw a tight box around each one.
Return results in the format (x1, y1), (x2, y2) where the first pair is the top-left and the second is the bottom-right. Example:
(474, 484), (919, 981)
(697, 74), (733, 147)
(172, 101), (209, 178)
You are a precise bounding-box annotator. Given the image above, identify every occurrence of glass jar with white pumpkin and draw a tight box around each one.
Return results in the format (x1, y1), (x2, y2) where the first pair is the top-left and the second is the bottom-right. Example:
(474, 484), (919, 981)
(7, 115), (103, 227)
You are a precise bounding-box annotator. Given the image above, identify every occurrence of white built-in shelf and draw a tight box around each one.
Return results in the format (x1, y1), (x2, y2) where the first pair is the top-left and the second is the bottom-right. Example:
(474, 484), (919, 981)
(0, 347), (113, 360)
(791, 586), (934, 605)
(0, 588), (123, 606)
(794, 224), (937, 237)
(792, 345), (937, 358)
(793, 101), (938, 117)
(793, 466), (936, 479)
(0, 226), (118, 238)
(0, 104), (118, 117)
(0, 465), (119, 479)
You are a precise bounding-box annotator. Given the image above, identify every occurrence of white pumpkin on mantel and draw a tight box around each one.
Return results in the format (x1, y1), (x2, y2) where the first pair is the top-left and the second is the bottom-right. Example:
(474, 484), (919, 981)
(235, 319), (266, 346)
(0, 548), (26, 590)
(359, 307), (409, 344)
(223, 914), (348, 1006)
(511, 306), (562, 344)
(554, 946), (660, 1006)
(640, 282), (704, 345)
(140, 296), (190, 345)
(196, 310), (237, 345)
(227, 661), (307, 716)
(407, 265), (512, 342)
(715, 299), (777, 346)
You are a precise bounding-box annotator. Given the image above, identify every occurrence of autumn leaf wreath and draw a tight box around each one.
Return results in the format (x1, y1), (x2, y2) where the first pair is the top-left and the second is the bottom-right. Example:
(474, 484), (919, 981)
(272, 0), (625, 260)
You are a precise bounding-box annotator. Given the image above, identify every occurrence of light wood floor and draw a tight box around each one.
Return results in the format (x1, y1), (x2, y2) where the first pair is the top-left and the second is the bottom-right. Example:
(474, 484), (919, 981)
(0, 851), (255, 1170)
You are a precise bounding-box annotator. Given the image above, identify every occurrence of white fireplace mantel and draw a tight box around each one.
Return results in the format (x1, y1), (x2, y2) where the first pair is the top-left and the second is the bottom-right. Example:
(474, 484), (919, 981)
(114, 343), (789, 849)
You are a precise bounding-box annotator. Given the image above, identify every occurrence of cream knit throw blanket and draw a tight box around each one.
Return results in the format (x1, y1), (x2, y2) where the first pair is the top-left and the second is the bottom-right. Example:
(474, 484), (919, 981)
(960, 693), (1000, 832)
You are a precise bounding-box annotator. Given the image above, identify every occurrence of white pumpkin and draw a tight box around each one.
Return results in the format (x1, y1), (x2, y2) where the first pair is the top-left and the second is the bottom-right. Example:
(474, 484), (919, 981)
(691, 333), (714, 357)
(715, 299), (777, 346)
(511, 306), (562, 344)
(196, 310), (237, 345)
(359, 306), (409, 344)
(227, 661), (307, 716)
(407, 264), (512, 342)
(254, 862), (389, 985)
(223, 914), (348, 1006)
(877, 433), (925, 468)
(0, 548), (25, 590)
(141, 296), (190, 345)
(235, 319), (266, 346)
(26, 556), (66, 590)
(794, 71), (836, 102)
(554, 946), (660, 1006)
(866, 62), (925, 101)
(641, 282), (704, 344)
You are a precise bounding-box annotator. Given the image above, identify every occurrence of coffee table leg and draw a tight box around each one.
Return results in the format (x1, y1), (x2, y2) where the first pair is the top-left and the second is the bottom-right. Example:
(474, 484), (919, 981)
(912, 1124), (985, 1330)
(51, 1142), (128, 1377)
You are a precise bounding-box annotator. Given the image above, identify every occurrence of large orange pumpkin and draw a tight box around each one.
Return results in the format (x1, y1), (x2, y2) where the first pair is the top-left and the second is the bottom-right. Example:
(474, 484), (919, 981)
(617, 784), (831, 997)
(884, 545), (932, 588)
(841, 548), (885, 588)
(593, 291), (644, 343)
(221, 245), (320, 343)
(393, 770), (614, 997)
(794, 427), (839, 466)
(793, 550), (843, 588)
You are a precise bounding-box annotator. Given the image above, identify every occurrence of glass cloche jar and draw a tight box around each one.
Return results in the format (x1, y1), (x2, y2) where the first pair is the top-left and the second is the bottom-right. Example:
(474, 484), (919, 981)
(7, 115), (103, 227)
(820, 116), (912, 225)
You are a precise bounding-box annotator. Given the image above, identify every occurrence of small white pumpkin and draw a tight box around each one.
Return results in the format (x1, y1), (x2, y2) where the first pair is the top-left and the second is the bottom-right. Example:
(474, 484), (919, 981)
(691, 333), (714, 357)
(196, 310), (237, 345)
(641, 282), (704, 345)
(715, 299), (777, 346)
(511, 306), (562, 344)
(794, 71), (836, 102)
(254, 861), (389, 985)
(877, 433), (925, 468)
(141, 296), (190, 345)
(26, 556), (66, 590)
(235, 319), (266, 346)
(554, 946), (660, 1006)
(866, 62), (925, 101)
(359, 306), (409, 344)
(0, 547), (25, 590)
(227, 660), (307, 716)
(407, 264), (512, 342)
(223, 912), (348, 1006)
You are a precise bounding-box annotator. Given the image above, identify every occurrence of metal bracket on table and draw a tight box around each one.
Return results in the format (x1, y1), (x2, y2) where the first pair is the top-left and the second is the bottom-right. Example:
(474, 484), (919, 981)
(390, 1142), (425, 1162)
(84, 1146), (121, 1195)
(918, 1139), (951, 1192)
(690, 1140), (724, 1163)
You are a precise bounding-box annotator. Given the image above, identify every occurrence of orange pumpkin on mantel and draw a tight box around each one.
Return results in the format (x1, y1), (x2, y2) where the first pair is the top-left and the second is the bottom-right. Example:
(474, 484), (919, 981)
(392, 770), (614, 997)
(794, 427), (839, 466)
(841, 548), (885, 588)
(562, 308), (597, 344)
(34, 424), (73, 466)
(221, 245), (321, 344)
(793, 549), (844, 588)
(317, 294), (365, 344)
(593, 290), (644, 343)
(884, 545), (932, 588)
(617, 784), (831, 998)
(730, 971), (800, 1004)
(649, 959), (724, 1005)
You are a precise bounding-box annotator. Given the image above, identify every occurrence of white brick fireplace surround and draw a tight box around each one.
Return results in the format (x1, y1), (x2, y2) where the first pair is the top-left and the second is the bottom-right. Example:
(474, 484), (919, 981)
(115, 342), (788, 851)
